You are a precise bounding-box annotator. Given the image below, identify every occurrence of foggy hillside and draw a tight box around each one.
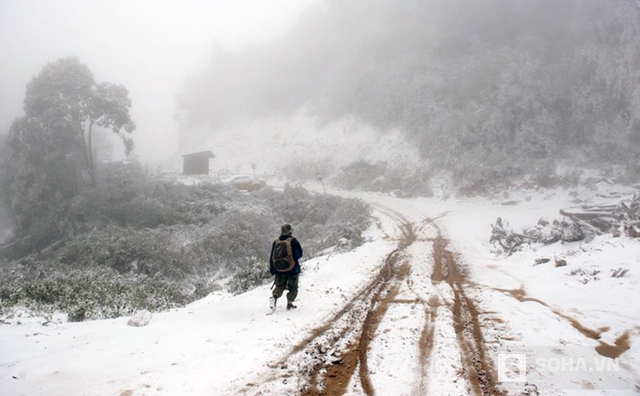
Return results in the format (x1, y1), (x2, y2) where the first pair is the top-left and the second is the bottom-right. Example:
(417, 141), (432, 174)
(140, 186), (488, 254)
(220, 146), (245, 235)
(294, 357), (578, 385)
(1, 3), (640, 394)
(178, 0), (640, 189)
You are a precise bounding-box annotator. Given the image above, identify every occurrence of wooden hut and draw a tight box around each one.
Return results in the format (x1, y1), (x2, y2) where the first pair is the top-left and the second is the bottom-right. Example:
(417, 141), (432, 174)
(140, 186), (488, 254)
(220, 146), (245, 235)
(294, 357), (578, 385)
(182, 151), (216, 175)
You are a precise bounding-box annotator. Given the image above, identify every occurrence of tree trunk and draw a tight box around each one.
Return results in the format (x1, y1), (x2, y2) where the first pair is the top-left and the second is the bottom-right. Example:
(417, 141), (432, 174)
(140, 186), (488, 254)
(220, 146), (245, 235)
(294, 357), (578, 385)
(85, 120), (95, 185)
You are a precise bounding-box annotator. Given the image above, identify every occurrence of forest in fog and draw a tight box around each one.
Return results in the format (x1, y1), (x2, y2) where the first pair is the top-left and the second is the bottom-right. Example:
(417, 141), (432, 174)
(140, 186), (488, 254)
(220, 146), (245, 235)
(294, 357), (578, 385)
(178, 0), (640, 187)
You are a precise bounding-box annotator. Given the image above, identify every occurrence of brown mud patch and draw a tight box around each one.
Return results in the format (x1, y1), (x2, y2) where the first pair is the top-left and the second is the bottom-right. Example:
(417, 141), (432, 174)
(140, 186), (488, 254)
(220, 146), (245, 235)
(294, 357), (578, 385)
(493, 286), (635, 358)
(552, 310), (605, 340)
(493, 286), (548, 307)
(494, 286), (606, 339)
(595, 330), (633, 359)
(432, 236), (505, 396)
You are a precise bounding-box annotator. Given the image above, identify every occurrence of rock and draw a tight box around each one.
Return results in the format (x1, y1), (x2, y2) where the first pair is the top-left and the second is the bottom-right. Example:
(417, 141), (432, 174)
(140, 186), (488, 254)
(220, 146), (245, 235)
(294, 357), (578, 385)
(538, 226), (562, 244)
(561, 221), (583, 242)
(128, 310), (152, 327)
(534, 258), (550, 265)
(554, 256), (567, 267)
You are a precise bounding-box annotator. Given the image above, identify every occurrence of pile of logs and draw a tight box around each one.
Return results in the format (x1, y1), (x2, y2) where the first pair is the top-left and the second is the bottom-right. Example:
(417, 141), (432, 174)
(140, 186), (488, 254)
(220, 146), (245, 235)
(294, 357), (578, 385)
(490, 217), (533, 255)
(491, 193), (640, 255)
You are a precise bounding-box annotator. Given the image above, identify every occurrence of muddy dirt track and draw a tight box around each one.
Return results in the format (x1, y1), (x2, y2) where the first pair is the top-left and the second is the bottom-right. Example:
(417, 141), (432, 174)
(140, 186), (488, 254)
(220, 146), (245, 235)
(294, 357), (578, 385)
(240, 204), (507, 395)
(431, 235), (502, 396)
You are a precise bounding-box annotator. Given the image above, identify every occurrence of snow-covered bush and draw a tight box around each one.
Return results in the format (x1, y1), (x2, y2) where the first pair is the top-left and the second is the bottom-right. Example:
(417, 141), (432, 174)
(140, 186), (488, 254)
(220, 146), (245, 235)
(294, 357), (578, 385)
(202, 209), (274, 269)
(0, 264), (190, 321)
(226, 259), (271, 295)
(0, 179), (370, 320)
(257, 184), (371, 257)
(278, 156), (336, 183)
(331, 161), (433, 197)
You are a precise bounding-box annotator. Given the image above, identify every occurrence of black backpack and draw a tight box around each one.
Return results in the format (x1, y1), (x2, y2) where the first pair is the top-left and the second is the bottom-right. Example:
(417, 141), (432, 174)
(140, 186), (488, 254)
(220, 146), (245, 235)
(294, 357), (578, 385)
(272, 237), (295, 272)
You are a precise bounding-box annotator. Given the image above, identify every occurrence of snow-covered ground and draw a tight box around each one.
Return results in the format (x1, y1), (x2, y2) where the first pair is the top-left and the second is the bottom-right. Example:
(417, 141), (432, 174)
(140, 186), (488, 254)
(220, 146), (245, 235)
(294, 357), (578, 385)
(1, 185), (639, 395)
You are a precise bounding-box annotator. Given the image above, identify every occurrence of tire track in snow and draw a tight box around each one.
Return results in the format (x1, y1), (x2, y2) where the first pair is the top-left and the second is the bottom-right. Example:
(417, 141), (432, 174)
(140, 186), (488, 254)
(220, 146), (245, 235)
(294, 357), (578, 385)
(374, 202), (505, 395)
(299, 203), (470, 396)
(431, 235), (504, 395)
(301, 208), (417, 395)
(358, 203), (442, 395)
(299, 202), (502, 395)
(238, 206), (416, 395)
(240, 200), (504, 395)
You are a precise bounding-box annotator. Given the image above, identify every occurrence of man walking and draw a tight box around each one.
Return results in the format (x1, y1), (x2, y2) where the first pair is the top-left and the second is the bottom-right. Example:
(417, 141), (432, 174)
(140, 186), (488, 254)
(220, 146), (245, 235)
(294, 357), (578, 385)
(269, 224), (303, 311)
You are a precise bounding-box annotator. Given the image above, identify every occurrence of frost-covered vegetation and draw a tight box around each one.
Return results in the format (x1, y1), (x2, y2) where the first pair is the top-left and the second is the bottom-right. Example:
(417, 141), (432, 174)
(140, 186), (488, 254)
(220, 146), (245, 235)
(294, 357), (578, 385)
(179, 0), (640, 191)
(330, 161), (433, 197)
(0, 165), (370, 320)
(0, 56), (371, 321)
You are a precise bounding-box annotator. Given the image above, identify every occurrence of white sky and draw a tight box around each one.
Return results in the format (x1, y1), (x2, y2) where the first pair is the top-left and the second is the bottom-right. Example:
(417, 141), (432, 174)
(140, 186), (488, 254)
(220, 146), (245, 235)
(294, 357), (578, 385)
(0, 0), (319, 164)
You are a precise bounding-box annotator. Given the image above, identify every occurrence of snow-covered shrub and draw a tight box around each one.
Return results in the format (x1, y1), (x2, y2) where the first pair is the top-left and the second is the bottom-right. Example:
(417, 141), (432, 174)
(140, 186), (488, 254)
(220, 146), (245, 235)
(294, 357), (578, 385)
(0, 180), (371, 319)
(331, 160), (433, 197)
(226, 259), (271, 295)
(611, 268), (629, 278)
(61, 225), (196, 279)
(568, 268), (601, 284)
(0, 265), (191, 321)
(128, 310), (152, 327)
(85, 164), (230, 229)
(201, 208), (274, 270)
(279, 157), (336, 183)
(257, 184), (371, 257)
(192, 276), (222, 300)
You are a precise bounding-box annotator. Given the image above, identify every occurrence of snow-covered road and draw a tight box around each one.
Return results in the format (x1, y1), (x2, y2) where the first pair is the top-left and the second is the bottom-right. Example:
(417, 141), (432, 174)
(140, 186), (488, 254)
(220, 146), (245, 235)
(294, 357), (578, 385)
(1, 191), (638, 395)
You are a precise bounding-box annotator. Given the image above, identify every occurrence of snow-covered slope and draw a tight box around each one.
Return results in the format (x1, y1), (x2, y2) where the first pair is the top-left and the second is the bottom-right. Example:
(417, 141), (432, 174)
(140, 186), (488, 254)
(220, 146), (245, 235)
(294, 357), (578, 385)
(1, 187), (638, 395)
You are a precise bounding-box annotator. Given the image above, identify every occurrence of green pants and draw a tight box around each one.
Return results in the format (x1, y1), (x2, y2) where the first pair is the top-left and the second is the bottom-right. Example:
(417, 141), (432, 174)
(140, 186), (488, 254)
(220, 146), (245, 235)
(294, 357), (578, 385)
(273, 273), (299, 302)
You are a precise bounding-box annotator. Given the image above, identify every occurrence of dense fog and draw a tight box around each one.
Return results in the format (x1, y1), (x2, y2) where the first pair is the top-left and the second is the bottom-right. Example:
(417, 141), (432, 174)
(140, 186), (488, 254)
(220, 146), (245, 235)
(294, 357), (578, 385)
(1, 0), (639, 248)
(1, 3), (639, 393)
(0, 0), (318, 163)
(3, 0), (639, 180)
(178, 0), (640, 186)
(1, 1), (640, 371)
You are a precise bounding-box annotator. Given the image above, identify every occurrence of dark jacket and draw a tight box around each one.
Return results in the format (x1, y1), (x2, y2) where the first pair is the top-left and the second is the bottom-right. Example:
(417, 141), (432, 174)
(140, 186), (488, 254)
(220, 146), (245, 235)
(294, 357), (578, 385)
(269, 235), (303, 275)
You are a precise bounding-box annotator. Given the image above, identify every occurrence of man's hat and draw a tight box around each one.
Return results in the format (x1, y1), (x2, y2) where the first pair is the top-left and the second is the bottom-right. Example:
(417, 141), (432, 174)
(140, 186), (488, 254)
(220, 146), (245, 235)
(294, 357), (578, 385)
(281, 224), (293, 235)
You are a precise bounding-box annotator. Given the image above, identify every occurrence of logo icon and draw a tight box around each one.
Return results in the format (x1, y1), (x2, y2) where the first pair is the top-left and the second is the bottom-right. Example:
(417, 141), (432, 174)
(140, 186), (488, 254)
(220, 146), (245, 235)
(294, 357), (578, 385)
(498, 353), (527, 382)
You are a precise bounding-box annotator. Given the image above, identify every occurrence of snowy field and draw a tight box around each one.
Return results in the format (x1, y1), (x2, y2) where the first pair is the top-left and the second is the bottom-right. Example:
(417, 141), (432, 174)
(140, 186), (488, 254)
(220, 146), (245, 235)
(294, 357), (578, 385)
(1, 185), (639, 395)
